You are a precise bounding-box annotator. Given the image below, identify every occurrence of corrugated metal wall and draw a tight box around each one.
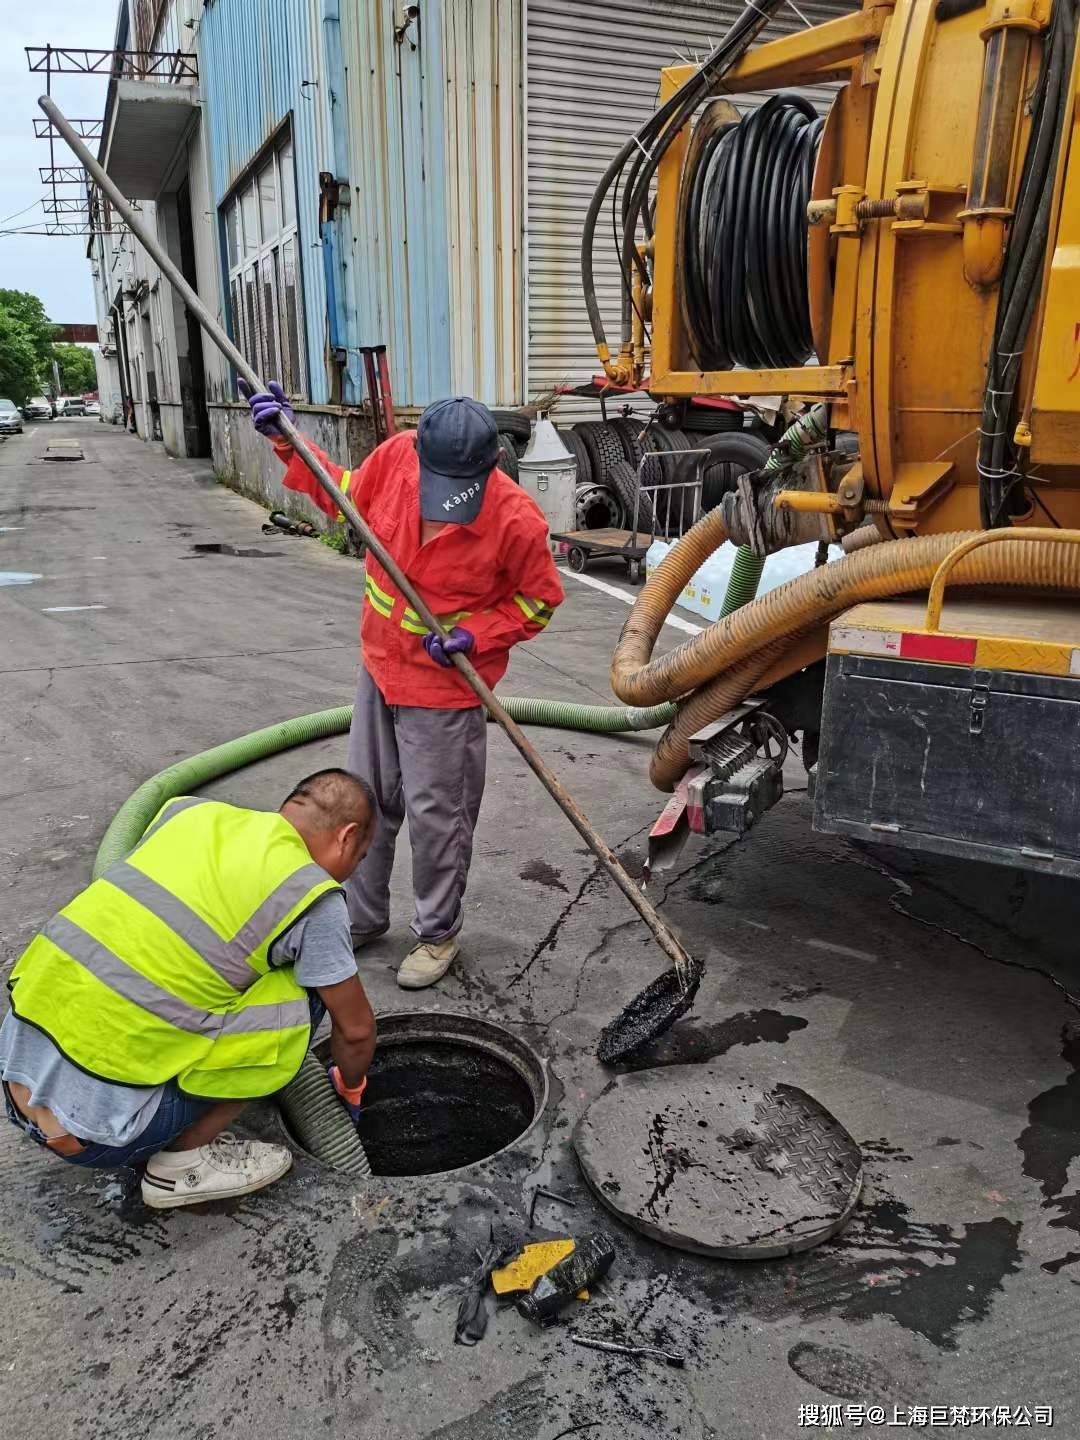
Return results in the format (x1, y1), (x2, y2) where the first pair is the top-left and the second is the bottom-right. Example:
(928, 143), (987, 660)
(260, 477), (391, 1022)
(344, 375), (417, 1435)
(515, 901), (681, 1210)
(198, 0), (331, 402)
(443, 0), (523, 405)
(336, 0), (522, 410)
(338, 0), (451, 409)
(525, 0), (857, 411)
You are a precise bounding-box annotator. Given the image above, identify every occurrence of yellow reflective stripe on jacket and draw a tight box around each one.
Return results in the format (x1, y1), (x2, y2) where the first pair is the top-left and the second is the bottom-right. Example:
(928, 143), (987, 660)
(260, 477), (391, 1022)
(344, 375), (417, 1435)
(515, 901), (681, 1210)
(513, 594), (555, 627)
(338, 470), (351, 495)
(366, 572), (393, 607)
(364, 576), (393, 619)
(400, 607), (472, 636)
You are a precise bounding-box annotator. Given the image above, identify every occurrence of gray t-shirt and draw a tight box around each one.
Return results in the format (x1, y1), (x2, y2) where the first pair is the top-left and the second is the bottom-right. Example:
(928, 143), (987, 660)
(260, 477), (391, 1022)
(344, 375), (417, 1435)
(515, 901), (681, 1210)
(0, 891), (357, 1147)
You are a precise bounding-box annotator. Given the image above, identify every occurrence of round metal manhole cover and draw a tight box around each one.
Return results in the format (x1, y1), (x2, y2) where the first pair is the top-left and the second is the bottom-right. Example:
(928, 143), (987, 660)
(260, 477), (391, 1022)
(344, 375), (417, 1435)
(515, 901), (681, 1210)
(573, 1068), (862, 1258)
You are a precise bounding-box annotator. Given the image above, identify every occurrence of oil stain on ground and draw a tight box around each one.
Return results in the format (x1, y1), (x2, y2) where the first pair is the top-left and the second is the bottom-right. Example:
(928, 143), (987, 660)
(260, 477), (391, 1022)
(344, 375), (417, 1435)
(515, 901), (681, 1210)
(1017, 1023), (1080, 1212)
(1016, 1023), (1080, 1271)
(518, 858), (568, 892)
(616, 1008), (808, 1071)
(695, 1196), (1021, 1350)
(185, 543), (283, 558)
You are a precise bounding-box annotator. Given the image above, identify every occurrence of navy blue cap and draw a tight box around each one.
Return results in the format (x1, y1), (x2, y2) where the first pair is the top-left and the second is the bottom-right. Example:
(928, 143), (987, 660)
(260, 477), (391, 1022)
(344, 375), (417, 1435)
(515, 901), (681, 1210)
(416, 397), (499, 524)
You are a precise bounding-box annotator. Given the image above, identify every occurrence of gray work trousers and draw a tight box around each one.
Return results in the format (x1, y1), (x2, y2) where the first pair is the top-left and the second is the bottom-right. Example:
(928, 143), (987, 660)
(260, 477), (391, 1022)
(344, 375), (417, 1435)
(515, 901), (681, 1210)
(345, 666), (488, 943)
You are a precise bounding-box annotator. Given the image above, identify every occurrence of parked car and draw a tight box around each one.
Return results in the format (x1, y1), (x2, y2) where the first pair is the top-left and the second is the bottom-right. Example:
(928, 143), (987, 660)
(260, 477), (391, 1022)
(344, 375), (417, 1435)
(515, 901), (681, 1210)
(21, 397), (52, 421)
(0, 399), (24, 435)
(57, 396), (86, 417)
(83, 399), (101, 417)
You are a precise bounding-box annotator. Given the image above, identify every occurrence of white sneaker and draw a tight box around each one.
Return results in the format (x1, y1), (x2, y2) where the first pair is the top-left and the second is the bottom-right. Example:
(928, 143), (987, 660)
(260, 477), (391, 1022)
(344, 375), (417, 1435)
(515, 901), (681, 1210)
(140, 1133), (293, 1209)
(397, 937), (459, 989)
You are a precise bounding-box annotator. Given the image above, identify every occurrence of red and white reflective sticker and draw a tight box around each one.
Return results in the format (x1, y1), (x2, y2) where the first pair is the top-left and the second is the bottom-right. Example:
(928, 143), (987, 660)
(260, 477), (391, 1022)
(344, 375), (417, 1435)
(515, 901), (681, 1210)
(899, 632), (977, 664)
(830, 625), (901, 656)
(832, 625), (977, 665)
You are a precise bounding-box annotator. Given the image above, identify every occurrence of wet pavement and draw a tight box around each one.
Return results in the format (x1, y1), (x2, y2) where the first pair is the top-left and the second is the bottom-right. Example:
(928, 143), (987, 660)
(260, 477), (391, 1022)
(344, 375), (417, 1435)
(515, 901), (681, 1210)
(2, 422), (1078, 1439)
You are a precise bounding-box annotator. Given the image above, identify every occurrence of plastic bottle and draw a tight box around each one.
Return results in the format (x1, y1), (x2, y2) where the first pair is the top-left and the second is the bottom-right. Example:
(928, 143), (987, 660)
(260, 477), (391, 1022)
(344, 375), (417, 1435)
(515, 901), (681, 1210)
(758, 541), (826, 595)
(645, 538), (671, 579)
(515, 1233), (617, 1324)
(684, 546), (738, 621)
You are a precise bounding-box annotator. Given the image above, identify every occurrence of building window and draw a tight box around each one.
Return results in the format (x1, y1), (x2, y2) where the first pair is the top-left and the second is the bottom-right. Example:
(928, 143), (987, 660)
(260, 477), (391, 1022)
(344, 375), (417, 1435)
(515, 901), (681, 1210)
(223, 134), (306, 398)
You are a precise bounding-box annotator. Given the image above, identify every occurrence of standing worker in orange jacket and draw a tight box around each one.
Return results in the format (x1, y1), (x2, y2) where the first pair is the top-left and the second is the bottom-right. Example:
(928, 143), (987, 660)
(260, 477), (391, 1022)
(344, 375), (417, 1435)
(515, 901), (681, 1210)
(241, 383), (565, 989)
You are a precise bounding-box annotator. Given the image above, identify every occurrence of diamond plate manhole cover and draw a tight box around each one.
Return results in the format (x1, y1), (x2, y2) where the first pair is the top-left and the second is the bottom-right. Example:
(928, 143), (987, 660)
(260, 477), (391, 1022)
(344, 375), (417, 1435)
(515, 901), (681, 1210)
(573, 1066), (863, 1258)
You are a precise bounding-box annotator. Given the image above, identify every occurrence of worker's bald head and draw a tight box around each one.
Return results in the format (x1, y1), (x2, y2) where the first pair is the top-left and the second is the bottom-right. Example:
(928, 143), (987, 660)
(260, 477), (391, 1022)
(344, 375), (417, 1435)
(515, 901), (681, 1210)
(282, 768), (376, 833)
(280, 769), (376, 881)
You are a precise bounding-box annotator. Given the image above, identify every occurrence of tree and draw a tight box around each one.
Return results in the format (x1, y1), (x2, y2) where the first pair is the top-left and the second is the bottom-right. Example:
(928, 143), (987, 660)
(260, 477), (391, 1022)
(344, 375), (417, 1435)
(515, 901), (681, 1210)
(52, 343), (98, 396)
(0, 305), (42, 406)
(0, 289), (58, 379)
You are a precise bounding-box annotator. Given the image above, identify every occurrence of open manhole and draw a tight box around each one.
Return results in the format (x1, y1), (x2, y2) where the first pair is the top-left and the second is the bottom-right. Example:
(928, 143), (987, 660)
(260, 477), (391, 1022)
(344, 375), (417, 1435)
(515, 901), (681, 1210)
(290, 1012), (548, 1177)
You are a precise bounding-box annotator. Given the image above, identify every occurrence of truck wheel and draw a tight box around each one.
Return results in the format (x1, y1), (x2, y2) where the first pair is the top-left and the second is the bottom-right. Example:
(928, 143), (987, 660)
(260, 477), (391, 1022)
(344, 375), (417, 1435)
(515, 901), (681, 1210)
(608, 460), (655, 534)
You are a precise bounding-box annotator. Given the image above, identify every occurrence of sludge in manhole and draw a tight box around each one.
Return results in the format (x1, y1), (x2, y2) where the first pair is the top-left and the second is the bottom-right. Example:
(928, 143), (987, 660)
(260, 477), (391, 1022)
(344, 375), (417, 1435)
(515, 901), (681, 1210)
(287, 1012), (548, 1177)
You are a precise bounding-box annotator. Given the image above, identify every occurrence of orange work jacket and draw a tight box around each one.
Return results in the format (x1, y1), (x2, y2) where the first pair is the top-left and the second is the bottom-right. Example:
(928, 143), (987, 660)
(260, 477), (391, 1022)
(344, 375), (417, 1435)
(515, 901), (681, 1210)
(276, 431), (565, 708)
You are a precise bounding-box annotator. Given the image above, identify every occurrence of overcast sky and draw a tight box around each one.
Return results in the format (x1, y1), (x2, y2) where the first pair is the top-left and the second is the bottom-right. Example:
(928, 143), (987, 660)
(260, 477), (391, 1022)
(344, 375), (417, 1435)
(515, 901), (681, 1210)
(1, 2), (119, 323)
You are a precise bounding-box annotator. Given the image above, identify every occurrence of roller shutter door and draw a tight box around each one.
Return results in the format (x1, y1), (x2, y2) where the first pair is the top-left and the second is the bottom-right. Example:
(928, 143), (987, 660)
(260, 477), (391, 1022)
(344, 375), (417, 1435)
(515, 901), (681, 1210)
(525, 0), (856, 413)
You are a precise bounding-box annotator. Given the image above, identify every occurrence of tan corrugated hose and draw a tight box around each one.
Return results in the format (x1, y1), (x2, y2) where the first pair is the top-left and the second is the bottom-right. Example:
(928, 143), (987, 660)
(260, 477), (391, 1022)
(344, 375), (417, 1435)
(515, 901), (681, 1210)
(611, 515), (1080, 790)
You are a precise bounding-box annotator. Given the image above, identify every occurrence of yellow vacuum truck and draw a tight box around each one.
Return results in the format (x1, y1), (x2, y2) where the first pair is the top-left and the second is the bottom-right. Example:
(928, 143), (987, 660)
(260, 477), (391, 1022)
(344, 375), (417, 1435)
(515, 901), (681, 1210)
(584, 0), (1080, 878)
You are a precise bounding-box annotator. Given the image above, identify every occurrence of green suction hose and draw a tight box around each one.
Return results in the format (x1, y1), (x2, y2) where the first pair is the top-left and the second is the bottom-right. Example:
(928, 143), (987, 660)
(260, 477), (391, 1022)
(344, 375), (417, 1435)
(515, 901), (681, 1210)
(92, 697), (676, 879)
(719, 546), (766, 617)
(279, 1050), (372, 1178)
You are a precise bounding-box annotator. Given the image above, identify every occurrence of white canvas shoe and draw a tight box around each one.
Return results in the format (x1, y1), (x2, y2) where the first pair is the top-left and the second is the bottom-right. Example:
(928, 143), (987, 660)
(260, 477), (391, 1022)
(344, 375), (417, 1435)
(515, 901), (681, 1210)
(141, 1133), (293, 1209)
(397, 937), (459, 989)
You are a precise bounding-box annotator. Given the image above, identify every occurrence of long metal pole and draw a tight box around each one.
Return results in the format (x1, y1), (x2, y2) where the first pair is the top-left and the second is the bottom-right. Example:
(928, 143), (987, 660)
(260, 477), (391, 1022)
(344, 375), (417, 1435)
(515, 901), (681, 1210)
(41, 93), (697, 991)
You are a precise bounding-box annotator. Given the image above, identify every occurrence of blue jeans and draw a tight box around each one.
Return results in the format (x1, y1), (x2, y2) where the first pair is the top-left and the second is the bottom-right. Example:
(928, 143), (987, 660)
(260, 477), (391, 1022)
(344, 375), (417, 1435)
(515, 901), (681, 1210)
(3, 994), (325, 1170)
(4, 1078), (217, 1170)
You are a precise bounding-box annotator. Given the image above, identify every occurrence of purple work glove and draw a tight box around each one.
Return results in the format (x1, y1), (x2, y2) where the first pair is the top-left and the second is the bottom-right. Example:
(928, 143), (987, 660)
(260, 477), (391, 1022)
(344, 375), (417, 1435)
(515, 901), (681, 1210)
(238, 378), (294, 437)
(328, 1063), (366, 1122)
(422, 626), (475, 668)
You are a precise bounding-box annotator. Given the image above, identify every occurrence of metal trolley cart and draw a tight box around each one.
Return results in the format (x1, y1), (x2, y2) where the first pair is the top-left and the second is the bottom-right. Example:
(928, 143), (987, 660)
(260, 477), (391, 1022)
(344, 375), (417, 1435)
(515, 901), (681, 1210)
(553, 449), (707, 584)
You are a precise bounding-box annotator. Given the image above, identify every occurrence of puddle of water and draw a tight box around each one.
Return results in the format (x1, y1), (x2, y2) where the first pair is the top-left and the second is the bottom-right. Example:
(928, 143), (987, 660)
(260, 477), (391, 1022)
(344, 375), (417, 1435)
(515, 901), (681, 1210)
(0, 572), (42, 586)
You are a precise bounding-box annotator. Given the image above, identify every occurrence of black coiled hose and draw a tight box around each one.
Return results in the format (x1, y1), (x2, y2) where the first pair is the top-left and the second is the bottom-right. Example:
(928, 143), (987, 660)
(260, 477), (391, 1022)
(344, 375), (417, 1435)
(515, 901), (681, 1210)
(579, 0), (787, 366)
(978, 0), (1078, 528)
(679, 93), (824, 370)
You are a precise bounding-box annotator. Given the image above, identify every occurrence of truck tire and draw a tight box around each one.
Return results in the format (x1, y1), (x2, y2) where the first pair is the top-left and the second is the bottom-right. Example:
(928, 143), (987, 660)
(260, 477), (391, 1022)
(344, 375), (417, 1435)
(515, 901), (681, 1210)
(575, 421), (624, 483)
(490, 408), (531, 441)
(643, 426), (692, 532)
(681, 404), (744, 433)
(698, 432), (771, 512)
(497, 433), (520, 482)
(559, 426), (592, 486)
(608, 460), (655, 534)
(609, 416), (646, 471)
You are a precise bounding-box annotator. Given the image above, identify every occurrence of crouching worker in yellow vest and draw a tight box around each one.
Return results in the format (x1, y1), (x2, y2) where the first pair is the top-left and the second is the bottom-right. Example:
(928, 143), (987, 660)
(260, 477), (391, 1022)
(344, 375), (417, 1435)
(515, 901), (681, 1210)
(0, 769), (378, 1210)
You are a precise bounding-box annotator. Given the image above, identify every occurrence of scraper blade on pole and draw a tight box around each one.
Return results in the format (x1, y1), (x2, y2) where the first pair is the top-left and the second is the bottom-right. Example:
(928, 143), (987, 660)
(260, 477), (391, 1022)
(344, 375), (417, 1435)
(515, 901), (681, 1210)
(39, 94), (703, 1055)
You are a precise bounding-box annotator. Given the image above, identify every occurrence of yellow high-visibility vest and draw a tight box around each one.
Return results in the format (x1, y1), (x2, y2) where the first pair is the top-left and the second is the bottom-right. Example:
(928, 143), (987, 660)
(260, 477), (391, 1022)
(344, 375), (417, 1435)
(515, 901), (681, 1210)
(8, 797), (340, 1099)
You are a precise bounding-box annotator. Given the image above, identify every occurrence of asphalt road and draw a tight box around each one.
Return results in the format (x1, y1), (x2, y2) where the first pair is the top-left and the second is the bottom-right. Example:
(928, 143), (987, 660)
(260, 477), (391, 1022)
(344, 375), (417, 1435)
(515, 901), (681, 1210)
(2, 420), (1078, 1440)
